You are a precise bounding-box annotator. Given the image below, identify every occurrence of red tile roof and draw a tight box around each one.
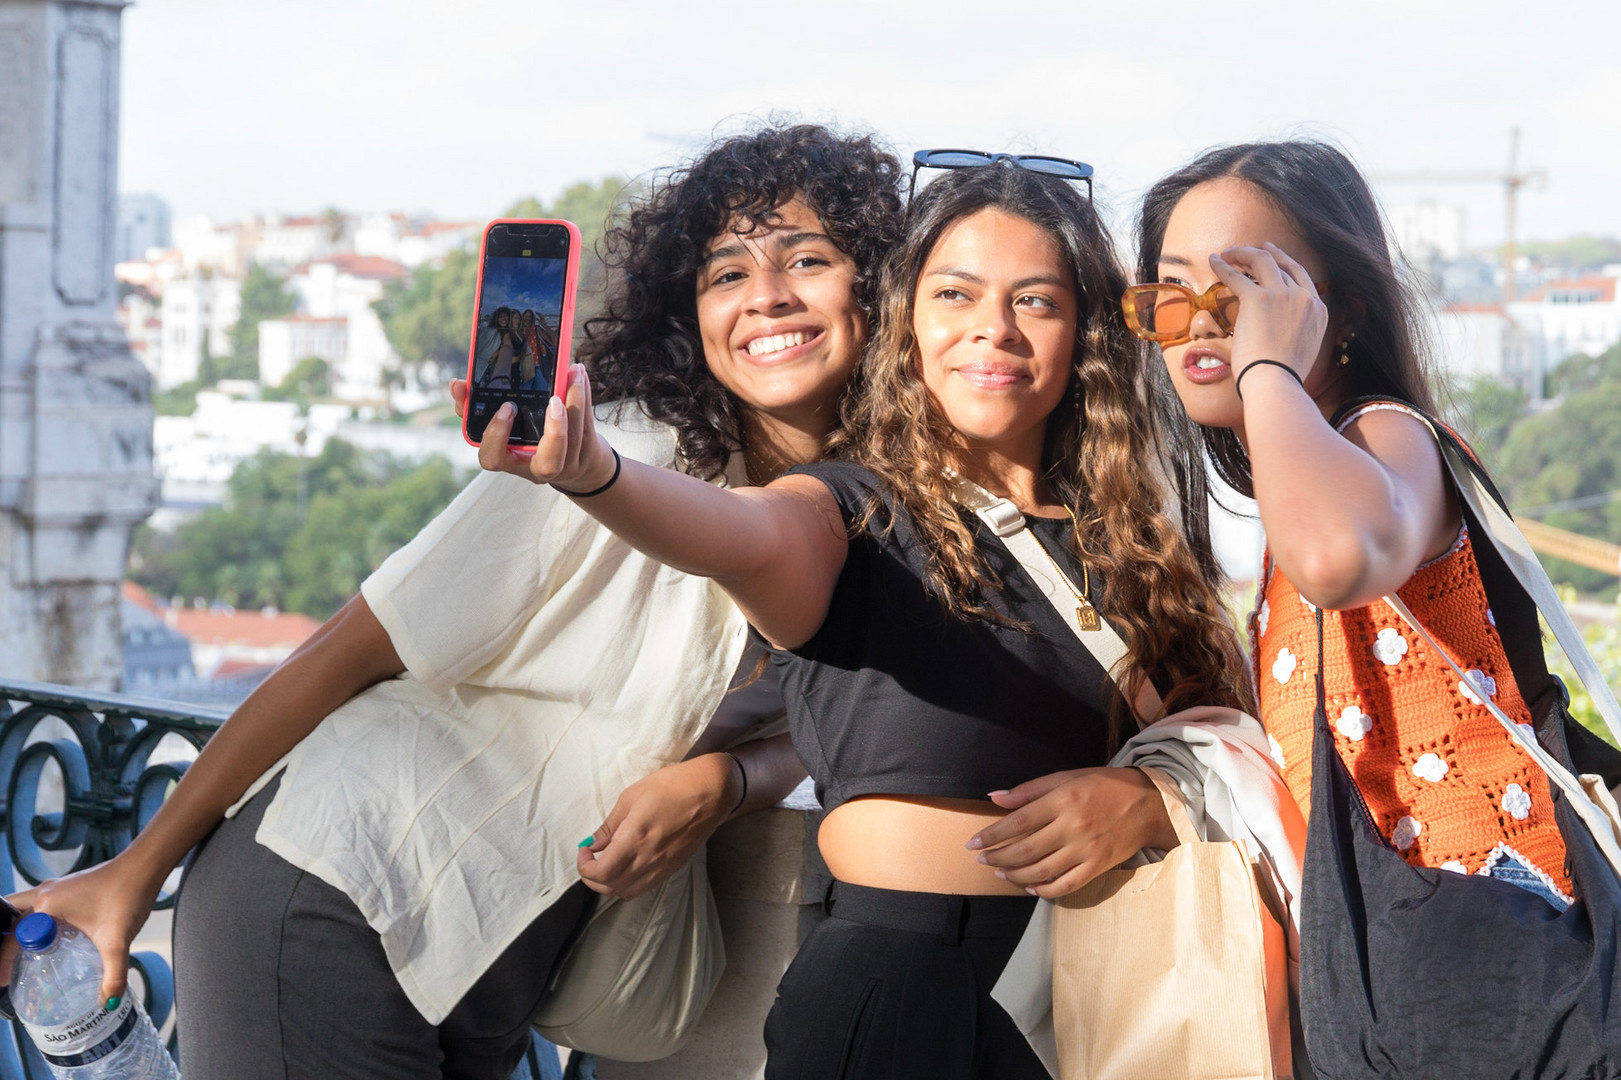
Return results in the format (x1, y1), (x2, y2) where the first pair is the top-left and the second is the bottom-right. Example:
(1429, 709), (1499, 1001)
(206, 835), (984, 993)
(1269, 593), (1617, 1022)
(165, 606), (322, 650)
(316, 253), (408, 279)
(1444, 302), (1509, 315)
(1522, 276), (1617, 303)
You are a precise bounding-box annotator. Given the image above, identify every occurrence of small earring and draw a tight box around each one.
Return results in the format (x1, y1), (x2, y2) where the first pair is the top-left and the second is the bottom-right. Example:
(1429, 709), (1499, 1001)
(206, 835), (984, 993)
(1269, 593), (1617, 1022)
(1337, 331), (1355, 366)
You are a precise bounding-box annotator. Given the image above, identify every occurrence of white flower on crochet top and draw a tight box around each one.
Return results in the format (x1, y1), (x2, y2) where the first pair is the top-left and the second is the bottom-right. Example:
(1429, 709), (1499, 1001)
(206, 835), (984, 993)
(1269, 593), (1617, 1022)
(1336, 705), (1373, 741)
(1392, 815), (1424, 850)
(1441, 861), (1468, 874)
(1514, 722), (1537, 746)
(1267, 733), (1286, 769)
(1372, 627), (1408, 666)
(1412, 753), (1449, 782)
(1458, 669), (1498, 706)
(1298, 592), (1318, 614)
(1258, 600), (1271, 636)
(1502, 783), (1532, 821)
(1271, 648), (1297, 685)
(1486, 608), (1496, 628)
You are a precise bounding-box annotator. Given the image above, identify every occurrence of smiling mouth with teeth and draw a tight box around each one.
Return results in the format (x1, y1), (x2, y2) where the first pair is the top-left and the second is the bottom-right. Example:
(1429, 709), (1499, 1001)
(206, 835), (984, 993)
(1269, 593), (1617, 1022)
(745, 330), (814, 357)
(1193, 356), (1225, 369)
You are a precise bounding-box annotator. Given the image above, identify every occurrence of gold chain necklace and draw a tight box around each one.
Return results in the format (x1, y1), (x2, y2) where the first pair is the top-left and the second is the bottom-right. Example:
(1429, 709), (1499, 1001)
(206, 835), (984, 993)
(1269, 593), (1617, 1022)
(1032, 505), (1100, 632)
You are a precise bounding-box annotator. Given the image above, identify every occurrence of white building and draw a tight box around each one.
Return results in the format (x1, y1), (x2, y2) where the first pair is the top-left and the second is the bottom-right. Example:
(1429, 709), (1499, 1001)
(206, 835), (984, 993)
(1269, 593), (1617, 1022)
(1390, 201), (1467, 263)
(153, 390), (353, 506)
(283, 254), (408, 401)
(396, 220), (481, 268)
(1509, 275), (1621, 369)
(1431, 302), (1542, 399)
(116, 289), (164, 384)
(172, 214), (243, 276)
(258, 315), (347, 389)
(157, 275), (242, 388)
(255, 213), (335, 270)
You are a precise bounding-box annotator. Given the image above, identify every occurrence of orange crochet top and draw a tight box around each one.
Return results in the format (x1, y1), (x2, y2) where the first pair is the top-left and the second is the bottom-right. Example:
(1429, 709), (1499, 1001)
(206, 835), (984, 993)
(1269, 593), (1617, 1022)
(1252, 519), (1571, 900)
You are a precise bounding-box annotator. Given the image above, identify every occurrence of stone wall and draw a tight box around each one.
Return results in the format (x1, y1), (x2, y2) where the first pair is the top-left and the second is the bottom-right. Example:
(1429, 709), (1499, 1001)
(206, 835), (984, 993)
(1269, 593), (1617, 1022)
(0, 0), (157, 688)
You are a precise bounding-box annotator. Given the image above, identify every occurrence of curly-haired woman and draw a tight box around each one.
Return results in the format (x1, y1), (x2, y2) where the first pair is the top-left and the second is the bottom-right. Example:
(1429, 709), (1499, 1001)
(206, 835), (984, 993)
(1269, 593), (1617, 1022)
(478, 159), (1250, 1078)
(6, 122), (904, 1080)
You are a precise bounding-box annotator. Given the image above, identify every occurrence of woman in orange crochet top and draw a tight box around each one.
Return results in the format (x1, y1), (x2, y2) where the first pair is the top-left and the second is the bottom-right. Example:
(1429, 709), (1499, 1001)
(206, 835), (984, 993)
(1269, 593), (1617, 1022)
(1126, 140), (1571, 909)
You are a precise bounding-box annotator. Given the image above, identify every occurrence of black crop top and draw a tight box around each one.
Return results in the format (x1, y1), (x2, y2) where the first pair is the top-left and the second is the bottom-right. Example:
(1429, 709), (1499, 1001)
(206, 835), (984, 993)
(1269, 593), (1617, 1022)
(774, 461), (1119, 812)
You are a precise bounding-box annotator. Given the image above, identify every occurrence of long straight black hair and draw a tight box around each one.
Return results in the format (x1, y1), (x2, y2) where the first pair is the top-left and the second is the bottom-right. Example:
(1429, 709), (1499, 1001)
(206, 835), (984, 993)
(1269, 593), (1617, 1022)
(1136, 141), (1437, 497)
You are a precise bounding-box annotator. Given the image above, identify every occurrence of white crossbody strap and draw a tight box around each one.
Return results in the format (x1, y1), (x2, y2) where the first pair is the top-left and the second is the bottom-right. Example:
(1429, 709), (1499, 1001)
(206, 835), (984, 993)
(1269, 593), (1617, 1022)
(945, 473), (1163, 724)
(1383, 591), (1621, 879)
(1430, 436), (1621, 747)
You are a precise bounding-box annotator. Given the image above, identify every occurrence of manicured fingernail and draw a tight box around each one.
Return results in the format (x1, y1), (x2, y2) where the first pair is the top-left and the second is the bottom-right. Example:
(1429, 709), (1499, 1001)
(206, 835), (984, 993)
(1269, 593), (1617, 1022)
(975, 854), (988, 865)
(577, 836), (594, 848)
(965, 836), (983, 850)
(993, 869), (1007, 880)
(987, 790), (1009, 799)
(1025, 887), (1039, 896)
(105, 996), (120, 1011)
(548, 396), (566, 420)
(497, 402), (515, 419)
(1210, 253), (1228, 263)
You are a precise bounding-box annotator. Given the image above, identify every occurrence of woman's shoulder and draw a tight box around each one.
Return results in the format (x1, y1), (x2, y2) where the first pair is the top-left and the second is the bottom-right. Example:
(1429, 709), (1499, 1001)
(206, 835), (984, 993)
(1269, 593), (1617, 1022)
(783, 461), (888, 517)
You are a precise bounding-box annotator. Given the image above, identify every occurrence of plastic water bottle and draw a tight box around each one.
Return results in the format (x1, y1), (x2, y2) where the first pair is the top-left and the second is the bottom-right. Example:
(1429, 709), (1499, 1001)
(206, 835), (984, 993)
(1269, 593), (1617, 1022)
(10, 913), (178, 1079)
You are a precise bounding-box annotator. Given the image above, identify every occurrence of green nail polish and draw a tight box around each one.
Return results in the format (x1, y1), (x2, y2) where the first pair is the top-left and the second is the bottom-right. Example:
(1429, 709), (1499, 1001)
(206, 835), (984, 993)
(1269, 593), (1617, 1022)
(577, 837), (594, 849)
(105, 996), (120, 1012)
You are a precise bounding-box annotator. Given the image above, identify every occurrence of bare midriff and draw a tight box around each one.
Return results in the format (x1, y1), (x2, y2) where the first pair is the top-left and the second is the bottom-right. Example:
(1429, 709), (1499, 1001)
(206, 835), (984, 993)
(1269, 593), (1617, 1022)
(817, 795), (1029, 896)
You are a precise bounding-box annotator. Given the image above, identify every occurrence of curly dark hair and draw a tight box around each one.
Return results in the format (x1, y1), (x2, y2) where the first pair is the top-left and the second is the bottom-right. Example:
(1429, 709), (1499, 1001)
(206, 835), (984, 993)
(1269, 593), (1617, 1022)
(580, 123), (905, 479)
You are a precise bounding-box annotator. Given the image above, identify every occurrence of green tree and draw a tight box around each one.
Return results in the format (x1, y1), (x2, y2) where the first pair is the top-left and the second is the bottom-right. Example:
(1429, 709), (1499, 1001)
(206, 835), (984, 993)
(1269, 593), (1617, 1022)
(262, 356), (331, 410)
(224, 265), (297, 383)
(1448, 377), (1528, 476)
(375, 246), (480, 376)
(130, 439), (464, 619)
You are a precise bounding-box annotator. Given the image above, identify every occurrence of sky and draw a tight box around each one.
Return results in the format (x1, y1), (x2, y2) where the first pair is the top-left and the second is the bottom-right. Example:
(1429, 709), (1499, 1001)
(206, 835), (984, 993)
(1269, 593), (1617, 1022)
(121, 0), (1621, 252)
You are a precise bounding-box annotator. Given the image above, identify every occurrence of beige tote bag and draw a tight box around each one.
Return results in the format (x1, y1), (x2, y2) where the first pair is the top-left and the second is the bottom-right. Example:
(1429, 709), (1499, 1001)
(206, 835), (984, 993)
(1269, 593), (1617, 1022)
(1052, 767), (1289, 1080)
(532, 844), (725, 1061)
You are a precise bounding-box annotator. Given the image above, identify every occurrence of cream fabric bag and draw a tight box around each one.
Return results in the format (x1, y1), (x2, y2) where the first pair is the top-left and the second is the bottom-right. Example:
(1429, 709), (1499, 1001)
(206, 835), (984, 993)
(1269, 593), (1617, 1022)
(1053, 766), (1289, 1080)
(532, 844), (724, 1061)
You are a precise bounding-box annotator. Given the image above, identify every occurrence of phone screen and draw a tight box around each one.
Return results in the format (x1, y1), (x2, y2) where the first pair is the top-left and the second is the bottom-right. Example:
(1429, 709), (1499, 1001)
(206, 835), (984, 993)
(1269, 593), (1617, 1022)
(464, 221), (577, 445)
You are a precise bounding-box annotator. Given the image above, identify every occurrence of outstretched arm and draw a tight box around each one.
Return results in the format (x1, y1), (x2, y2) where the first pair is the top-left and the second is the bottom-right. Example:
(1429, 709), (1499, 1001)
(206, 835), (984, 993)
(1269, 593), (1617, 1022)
(476, 365), (848, 649)
(1213, 243), (1459, 609)
(5, 595), (404, 1005)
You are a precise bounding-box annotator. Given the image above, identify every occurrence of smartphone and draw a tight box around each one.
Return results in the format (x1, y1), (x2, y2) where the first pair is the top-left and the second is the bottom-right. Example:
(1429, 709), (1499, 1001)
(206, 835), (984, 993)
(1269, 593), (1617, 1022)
(463, 218), (581, 447)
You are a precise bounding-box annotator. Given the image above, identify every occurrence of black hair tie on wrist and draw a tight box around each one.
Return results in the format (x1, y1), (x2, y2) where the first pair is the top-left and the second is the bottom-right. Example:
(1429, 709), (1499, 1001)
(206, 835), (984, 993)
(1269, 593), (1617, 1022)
(1234, 359), (1306, 401)
(552, 448), (622, 498)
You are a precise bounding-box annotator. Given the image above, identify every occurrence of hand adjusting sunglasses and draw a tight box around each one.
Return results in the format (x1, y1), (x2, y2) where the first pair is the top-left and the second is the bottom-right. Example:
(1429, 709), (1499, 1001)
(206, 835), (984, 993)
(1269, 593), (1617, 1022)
(910, 149), (1094, 202)
(1121, 280), (1328, 345)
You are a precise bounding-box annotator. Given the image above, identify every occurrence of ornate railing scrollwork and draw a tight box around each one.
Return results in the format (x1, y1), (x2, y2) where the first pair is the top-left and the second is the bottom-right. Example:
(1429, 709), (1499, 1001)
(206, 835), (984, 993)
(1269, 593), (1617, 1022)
(0, 678), (566, 1079)
(0, 679), (225, 905)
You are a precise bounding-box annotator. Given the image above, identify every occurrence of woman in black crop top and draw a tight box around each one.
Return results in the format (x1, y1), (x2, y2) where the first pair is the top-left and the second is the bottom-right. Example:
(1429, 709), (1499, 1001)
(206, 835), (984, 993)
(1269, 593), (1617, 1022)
(478, 161), (1250, 1078)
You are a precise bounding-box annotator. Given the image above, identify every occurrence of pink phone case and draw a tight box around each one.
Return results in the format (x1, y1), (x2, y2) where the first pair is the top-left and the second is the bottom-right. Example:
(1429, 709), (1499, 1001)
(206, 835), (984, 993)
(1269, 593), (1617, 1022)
(463, 218), (582, 448)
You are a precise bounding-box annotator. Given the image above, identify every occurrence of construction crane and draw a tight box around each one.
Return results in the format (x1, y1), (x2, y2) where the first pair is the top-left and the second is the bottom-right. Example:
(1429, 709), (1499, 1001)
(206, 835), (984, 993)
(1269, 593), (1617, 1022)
(1518, 519), (1621, 579)
(1377, 127), (1546, 305)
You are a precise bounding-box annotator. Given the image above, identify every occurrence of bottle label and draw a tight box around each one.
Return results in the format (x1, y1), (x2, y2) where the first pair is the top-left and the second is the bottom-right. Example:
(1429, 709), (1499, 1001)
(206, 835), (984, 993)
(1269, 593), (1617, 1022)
(21, 997), (139, 1066)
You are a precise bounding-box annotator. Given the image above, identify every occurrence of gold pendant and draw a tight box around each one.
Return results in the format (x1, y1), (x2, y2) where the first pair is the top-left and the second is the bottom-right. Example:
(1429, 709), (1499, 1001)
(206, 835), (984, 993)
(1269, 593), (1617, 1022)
(1076, 603), (1100, 632)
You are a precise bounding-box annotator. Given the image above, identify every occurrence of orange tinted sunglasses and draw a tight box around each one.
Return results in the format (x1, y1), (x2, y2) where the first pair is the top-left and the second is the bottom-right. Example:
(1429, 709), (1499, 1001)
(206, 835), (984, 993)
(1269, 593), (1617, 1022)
(1122, 280), (1328, 345)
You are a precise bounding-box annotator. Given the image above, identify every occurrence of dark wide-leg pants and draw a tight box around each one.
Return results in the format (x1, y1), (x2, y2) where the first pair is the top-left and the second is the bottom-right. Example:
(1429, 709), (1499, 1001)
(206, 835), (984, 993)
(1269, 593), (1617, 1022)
(764, 881), (1046, 1080)
(173, 775), (595, 1080)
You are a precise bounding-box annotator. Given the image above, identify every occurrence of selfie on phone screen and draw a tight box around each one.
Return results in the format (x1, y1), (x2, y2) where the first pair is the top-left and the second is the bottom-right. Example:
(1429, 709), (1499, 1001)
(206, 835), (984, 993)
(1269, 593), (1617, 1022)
(464, 219), (579, 446)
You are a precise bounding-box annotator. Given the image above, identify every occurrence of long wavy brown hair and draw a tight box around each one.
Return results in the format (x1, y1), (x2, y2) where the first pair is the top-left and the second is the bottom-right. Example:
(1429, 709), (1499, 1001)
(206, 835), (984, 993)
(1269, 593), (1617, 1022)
(837, 163), (1251, 729)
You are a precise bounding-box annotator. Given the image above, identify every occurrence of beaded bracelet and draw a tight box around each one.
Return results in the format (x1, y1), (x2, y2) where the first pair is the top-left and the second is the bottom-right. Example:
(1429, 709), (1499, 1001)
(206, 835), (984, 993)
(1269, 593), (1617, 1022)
(552, 448), (622, 498)
(1234, 359), (1305, 401)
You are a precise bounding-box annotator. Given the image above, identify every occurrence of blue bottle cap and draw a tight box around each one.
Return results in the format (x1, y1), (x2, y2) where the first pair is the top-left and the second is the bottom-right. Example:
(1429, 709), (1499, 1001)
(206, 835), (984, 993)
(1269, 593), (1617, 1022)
(14, 913), (56, 952)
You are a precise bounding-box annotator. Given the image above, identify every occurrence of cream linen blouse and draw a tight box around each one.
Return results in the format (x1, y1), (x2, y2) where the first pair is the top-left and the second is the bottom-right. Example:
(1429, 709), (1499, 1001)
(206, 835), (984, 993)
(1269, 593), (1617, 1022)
(225, 403), (750, 1024)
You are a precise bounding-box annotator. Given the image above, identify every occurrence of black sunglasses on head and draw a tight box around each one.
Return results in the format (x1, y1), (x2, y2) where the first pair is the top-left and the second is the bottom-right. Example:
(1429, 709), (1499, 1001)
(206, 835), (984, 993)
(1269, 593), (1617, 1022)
(909, 149), (1095, 201)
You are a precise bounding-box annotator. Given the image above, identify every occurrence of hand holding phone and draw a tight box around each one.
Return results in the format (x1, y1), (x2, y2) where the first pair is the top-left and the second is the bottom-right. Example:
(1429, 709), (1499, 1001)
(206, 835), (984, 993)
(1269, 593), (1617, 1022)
(463, 219), (581, 447)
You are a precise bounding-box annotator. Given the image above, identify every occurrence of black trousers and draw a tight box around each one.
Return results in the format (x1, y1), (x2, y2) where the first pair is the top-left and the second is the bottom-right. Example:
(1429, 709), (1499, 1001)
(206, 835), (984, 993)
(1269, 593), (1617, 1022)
(173, 775), (596, 1080)
(764, 882), (1046, 1080)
